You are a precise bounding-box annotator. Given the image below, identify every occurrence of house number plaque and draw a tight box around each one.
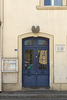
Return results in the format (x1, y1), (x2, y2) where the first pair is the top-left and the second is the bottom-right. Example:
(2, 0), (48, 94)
(56, 44), (65, 52)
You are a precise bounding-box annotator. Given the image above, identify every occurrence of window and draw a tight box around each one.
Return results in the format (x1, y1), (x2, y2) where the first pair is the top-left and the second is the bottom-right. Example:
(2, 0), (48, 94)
(38, 50), (47, 69)
(36, 0), (67, 10)
(44, 0), (62, 6)
(24, 39), (33, 45)
(25, 50), (33, 70)
(38, 39), (47, 45)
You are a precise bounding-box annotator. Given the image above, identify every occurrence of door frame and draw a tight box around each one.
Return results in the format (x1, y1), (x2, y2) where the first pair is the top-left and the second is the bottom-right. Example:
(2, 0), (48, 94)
(18, 32), (54, 90)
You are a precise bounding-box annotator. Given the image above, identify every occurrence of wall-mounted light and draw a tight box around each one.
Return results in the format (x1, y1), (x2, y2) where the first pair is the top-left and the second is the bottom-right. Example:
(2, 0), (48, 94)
(31, 26), (40, 33)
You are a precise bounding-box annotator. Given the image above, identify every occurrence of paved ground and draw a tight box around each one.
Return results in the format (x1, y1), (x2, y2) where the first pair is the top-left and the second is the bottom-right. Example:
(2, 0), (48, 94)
(0, 98), (67, 100)
(1, 89), (67, 99)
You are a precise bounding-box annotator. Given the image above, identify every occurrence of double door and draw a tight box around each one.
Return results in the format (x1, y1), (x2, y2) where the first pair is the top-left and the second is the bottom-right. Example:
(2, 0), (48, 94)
(22, 37), (49, 87)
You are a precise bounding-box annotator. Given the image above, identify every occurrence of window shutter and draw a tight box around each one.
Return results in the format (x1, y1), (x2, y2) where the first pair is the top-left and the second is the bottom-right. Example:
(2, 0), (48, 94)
(44, 0), (51, 5)
(54, 0), (62, 6)
(40, 0), (44, 6)
(62, 0), (67, 6)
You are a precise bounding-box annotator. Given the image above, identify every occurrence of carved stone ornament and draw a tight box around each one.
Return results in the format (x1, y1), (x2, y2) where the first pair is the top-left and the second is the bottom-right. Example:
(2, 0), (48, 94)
(31, 26), (40, 33)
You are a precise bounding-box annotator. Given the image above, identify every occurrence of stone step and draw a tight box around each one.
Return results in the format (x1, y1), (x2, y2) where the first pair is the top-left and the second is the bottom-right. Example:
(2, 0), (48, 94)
(0, 91), (67, 99)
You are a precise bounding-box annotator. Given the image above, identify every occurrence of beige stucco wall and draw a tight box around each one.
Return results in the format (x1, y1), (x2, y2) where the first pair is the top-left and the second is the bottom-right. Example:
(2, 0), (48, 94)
(0, 0), (2, 91)
(2, 0), (67, 91)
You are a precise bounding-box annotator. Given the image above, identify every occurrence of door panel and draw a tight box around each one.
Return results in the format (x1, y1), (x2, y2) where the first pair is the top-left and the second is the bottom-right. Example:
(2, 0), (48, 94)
(22, 37), (49, 87)
(37, 75), (49, 86)
(23, 75), (36, 86)
(22, 48), (36, 86)
(36, 48), (49, 86)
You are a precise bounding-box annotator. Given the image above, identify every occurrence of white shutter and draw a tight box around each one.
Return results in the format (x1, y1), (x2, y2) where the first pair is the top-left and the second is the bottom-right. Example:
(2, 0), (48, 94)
(62, 0), (67, 6)
(40, 0), (44, 6)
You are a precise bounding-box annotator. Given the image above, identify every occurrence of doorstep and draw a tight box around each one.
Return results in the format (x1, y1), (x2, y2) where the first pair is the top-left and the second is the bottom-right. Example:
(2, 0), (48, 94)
(0, 89), (67, 99)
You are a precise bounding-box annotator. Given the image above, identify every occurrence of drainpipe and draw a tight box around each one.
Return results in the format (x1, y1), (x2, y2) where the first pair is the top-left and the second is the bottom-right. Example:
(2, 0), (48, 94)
(0, 0), (4, 91)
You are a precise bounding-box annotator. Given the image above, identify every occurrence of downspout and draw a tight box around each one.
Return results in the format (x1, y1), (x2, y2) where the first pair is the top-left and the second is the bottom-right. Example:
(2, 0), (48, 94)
(0, 0), (4, 91)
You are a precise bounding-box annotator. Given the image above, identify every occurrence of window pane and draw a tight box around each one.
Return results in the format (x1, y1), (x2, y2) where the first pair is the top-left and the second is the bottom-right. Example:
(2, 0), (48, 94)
(38, 39), (47, 45)
(54, 0), (62, 6)
(44, 0), (51, 5)
(25, 50), (33, 69)
(24, 39), (33, 45)
(38, 50), (47, 69)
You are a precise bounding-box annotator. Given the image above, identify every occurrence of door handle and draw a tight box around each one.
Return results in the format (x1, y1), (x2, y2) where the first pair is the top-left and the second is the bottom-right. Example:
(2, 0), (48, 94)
(36, 56), (37, 58)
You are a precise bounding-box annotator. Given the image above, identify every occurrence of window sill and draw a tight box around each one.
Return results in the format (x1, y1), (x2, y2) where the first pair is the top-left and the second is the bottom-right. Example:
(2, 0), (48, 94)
(36, 5), (67, 10)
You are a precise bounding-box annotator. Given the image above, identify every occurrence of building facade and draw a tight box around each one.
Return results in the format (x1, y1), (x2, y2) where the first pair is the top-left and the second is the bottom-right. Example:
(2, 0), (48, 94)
(0, 0), (67, 91)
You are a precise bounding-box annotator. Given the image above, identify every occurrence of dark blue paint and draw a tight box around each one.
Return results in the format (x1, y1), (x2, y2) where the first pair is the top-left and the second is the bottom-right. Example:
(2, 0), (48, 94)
(22, 37), (49, 87)
(14, 49), (18, 51)
(44, 0), (51, 6)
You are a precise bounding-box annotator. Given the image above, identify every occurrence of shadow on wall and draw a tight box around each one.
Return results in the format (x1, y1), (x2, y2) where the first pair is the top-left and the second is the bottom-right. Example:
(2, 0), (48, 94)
(0, 22), (1, 26)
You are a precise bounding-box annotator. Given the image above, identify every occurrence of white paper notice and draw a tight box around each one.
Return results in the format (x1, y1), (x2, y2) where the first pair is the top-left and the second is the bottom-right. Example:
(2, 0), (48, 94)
(9, 61), (16, 64)
(5, 61), (8, 63)
(10, 65), (15, 69)
(56, 44), (65, 52)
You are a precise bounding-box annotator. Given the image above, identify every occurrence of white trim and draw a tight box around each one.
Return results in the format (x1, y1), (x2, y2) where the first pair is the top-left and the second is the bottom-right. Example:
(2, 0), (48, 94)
(52, 0), (54, 6)
(0, 0), (4, 92)
(62, 0), (67, 6)
(18, 32), (54, 90)
(43, 0), (63, 6)
(2, 59), (3, 72)
(40, 0), (44, 6)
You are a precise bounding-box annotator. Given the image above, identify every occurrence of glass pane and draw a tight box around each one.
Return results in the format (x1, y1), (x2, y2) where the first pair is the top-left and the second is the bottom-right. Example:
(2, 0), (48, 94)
(24, 39), (33, 45)
(25, 50), (33, 69)
(54, 0), (62, 6)
(39, 63), (43, 69)
(38, 39), (47, 45)
(38, 50), (47, 69)
(38, 50), (43, 60)
(25, 50), (33, 60)
(44, 0), (51, 5)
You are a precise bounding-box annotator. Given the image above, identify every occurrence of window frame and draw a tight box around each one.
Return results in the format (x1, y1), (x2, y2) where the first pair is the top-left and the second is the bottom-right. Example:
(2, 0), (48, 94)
(36, 0), (67, 10)
(44, 0), (62, 6)
(52, 0), (54, 6)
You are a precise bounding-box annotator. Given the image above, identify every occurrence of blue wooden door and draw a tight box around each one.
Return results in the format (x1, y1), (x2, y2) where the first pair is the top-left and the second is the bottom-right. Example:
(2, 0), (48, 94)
(22, 37), (49, 87)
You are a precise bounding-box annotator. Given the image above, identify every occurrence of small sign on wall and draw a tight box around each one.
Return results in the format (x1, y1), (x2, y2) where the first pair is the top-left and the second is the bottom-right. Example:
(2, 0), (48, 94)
(56, 44), (65, 52)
